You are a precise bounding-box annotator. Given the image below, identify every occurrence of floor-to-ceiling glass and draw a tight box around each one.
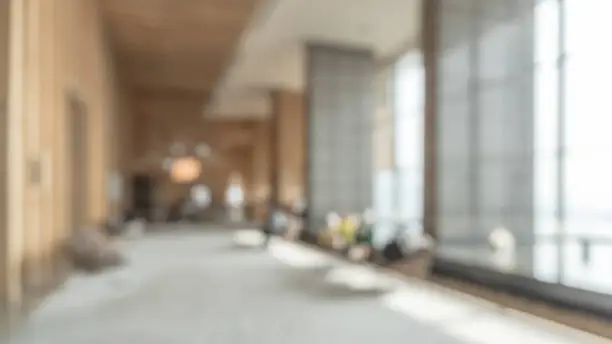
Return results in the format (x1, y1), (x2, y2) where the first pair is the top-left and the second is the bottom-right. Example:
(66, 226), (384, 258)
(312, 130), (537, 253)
(373, 67), (396, 247)
(372, 51), (426, 247)
(533, 0), (561, 284)
(436, 0), (536, 272)
(531, 0), (612, 294)
(436, 0), (612, 295)
(394, 52), (425, 234)
(560, 0), (612, 294)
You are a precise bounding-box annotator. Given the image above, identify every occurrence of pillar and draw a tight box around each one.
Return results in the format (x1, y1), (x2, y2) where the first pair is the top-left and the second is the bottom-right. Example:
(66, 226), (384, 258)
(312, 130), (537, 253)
(271, 90), (306, 207)
(251, 121), (271, 221)
(422, 0), (439, 239)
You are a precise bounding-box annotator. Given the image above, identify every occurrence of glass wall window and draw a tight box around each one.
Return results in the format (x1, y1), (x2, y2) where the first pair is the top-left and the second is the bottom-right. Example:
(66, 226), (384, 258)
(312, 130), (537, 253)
(394, 52), (424, 231)
(533, 0), (561, 283)
(561, 0), (612, 293)
(372, 67), (396, 247)
(436, 0), (535, 272)
(436, 0), (612, 295)
(371, 52), (426, 246)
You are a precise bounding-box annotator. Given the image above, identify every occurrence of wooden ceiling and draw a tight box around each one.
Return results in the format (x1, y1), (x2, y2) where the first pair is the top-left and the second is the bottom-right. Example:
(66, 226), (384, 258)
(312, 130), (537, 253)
(100, 0), (259, 100)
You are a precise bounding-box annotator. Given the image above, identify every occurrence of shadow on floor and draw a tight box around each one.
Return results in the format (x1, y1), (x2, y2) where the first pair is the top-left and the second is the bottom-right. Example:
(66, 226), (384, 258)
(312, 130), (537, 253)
(214, 244), (265, 253)
(279, 267), (389, 300)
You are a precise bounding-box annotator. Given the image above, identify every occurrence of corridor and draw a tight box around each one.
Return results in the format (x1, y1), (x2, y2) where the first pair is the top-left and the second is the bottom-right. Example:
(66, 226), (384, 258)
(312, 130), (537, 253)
(2, 0), (612, 341)
(7, 229), (605, 344)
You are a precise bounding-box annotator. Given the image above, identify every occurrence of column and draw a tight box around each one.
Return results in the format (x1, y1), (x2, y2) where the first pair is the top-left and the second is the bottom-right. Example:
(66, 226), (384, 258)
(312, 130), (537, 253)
(251, 121), (271, 221)
(422, 0), (439, 239)
(271, 90), (306, 207)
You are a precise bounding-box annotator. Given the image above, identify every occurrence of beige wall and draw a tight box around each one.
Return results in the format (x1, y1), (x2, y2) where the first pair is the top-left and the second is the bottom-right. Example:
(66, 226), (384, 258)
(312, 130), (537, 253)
(272, 90), (306, 206)
(0, 1), (7, 98)
(0, 0), (9, 309)
(3, 0), (128, 306)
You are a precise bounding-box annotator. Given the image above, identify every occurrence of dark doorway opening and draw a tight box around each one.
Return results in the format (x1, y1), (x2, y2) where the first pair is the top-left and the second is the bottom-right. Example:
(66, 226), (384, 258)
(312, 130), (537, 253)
(131, 174), (154, 221)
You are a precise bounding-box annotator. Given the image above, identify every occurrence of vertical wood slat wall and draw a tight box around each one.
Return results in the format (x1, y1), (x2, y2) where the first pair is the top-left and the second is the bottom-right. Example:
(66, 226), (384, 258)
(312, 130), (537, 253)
(2, 0), (129, 308)
(0, 0), (8, 311)
(23, 0), (42, 292)
(6, 0), (28, 307)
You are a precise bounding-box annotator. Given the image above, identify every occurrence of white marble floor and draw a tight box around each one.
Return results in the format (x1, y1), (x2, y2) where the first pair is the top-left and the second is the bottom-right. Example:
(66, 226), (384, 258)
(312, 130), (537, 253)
(6, 228), (610, 344)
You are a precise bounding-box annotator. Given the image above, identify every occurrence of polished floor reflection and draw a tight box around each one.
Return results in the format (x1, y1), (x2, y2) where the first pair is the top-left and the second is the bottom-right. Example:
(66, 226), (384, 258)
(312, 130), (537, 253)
(7, 229), (608, 344)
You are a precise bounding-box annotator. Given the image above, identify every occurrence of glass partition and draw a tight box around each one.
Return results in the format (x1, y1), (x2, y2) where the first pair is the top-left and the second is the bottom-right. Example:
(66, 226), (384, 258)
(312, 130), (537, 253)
(373, 67), (396, 246)
(560, 0), (612, 294)
(435, 0), (612, 295)
(394, 53), (425, 231)
(372, 52), (426, 247)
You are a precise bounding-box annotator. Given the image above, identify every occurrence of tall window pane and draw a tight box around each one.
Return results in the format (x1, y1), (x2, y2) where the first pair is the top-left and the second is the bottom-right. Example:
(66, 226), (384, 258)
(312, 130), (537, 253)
(561, 0), (612, 293)
(435, 0), (612, 295)
(565, 0), (612, 58)
(530, 0), (562, 283)
(373, 67), (396, 245)
(534, 0), (559, 65)
(437, 0), (537, 273)
(394, 52), (424, 226)
(562, 57), (612, 292)
(373, 170), (395, 247)
(533, 65), (560, 281)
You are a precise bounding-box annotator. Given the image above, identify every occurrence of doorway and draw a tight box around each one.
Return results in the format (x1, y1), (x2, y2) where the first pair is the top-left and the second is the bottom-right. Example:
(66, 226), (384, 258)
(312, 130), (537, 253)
(131, 174), (154, 221)
(68, 95), (88, 232)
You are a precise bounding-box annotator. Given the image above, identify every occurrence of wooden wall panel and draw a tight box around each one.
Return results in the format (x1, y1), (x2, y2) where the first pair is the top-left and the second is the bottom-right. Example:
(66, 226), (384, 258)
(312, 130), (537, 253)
(0, 0), (262, 308)
(272, 90), (306, 207)
(127, 99), (260, 209)
(5, 0), (28, 307)
(251, 121), (271, 220)
(23, 0), (43, 292)
(0, 0), (11, 305)
(3, 0), (129, 307)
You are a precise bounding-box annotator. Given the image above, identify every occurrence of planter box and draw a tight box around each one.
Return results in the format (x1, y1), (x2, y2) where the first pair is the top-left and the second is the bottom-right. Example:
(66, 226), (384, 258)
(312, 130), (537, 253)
(386, 249), (434, 280)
